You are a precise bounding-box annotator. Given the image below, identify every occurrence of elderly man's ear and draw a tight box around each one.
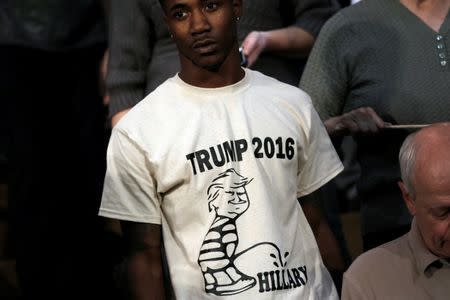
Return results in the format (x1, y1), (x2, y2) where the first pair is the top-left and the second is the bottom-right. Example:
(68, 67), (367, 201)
(398, 181), (416, 216)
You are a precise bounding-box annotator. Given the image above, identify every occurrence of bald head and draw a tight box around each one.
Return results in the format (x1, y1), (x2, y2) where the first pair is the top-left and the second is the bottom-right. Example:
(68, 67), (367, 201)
(398, 122), (450, 258)
(412, 123), (450, 189)
(399, 122), (450, 196)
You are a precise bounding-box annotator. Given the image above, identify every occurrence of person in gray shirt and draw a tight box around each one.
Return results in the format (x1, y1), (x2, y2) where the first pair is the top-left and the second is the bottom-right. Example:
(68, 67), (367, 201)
(300, 0), (450, 251)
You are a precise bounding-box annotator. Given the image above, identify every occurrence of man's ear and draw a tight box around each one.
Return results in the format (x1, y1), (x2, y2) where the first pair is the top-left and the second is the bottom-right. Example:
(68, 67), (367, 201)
(232, 0), (243, 19)
(398, 181), (416, 216)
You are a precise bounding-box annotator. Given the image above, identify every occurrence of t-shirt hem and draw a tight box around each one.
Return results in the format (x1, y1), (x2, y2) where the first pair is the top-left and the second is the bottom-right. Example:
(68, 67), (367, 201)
(98, 208), (162, 224)
(297, 163), (344, 197)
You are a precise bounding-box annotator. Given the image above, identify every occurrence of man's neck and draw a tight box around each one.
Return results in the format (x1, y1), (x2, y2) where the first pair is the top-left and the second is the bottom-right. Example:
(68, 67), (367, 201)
(178, 47), (245, 88)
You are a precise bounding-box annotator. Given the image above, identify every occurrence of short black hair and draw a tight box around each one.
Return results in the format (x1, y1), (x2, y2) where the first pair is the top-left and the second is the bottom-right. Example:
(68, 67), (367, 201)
(159, 0), (234, 11)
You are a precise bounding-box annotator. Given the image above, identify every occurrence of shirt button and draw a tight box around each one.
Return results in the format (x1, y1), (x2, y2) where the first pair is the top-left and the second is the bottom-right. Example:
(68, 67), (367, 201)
(439, 53), (446, 59)
(441, 60), (447, 66)
(436, 35), (443, 41)
(437, 43), (444, 49)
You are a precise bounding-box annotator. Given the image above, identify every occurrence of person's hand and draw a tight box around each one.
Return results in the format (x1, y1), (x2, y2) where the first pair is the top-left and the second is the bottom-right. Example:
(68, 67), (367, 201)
(111, 108), (131, 127)
(324, 107), (387, 137)
(241, 31), (268, 68)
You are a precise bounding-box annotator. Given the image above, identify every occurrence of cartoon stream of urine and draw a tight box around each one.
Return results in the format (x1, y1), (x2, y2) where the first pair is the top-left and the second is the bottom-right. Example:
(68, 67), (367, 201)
(198, 168), (289, 296)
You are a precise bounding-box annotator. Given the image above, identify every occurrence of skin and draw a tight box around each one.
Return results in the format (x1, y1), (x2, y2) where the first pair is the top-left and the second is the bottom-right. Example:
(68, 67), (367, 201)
(241, 26), (315, 68)
(162, 0), (244, 88)
(400, 0), (450, 32)
(324, 107), (387, 138)
(120, 222), (165, 300)
(300, 192), (346, 271)
(398, 123), (450, 259)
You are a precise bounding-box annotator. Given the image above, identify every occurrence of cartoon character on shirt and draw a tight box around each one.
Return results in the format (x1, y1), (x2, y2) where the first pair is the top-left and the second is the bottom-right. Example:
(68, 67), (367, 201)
(198, 168), (256, 295)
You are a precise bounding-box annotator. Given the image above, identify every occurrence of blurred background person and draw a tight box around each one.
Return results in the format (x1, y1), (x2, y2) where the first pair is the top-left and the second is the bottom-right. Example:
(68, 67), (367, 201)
(0, 1), (120, 299)
(300, 0), (450, 251)
(237, 0), (340, 85)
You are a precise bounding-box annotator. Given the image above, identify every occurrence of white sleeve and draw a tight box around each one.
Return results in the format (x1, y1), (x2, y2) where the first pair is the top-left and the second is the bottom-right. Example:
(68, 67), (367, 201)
(296, 100), (343, 197)
(99, 128), (162, 224)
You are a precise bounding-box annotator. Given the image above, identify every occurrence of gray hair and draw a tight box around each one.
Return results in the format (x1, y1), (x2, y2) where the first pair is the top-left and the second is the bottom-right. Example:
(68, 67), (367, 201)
(398, 132), (419, 196)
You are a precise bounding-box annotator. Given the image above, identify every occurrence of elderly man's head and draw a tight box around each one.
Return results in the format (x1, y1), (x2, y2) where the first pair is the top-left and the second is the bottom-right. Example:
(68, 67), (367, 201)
(398, 122), (450, 258)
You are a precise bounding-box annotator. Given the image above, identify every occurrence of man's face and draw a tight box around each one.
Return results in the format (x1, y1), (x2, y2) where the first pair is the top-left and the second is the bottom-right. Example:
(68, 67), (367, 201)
(162, 0), (240, 71)
(216, 186), (250, 219)
(409, 158), (450, 258)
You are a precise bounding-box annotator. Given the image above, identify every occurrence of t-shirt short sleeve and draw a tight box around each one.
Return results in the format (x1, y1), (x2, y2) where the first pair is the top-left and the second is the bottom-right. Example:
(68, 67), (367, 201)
(99, 127), (162, 224)
(296, 100), (343, 197)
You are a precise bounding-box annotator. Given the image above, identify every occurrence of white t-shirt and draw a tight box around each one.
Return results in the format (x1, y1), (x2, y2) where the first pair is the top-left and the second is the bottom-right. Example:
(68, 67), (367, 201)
(100, 69), (343, 299)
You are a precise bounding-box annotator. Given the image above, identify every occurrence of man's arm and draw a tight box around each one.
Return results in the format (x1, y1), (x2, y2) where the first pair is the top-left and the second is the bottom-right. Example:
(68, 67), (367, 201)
(300, 190), (346, 274)
(241, 26), (315, 67)
(121, 221), (165, 300)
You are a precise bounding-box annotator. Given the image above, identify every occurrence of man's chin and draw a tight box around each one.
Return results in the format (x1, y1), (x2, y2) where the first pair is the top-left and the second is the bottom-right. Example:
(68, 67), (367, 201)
(435, 240), (450, 258)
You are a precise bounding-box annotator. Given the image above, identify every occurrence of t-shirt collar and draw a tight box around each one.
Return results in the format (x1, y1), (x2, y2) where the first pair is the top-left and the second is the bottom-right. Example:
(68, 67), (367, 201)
(172, 68), (250, 97)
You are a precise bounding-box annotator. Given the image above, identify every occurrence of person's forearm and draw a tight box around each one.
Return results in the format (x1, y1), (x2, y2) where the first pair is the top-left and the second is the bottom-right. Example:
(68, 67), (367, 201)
(299, 191), (322, 238)
(241, 26), (315, 67)
(264, 26), (315, 57)
(121, 222), (166, 300)
(300, 191), (346, 272)
(126, 249), (166, 300)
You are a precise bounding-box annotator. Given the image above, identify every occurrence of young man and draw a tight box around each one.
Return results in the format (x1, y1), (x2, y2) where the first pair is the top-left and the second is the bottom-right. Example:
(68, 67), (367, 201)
(341, 122), (450, 299)
(99, 0), (343, 298)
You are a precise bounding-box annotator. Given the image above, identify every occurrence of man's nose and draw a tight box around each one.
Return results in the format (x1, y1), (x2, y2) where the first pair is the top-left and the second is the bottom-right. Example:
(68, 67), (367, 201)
(190, 9), (211, 35)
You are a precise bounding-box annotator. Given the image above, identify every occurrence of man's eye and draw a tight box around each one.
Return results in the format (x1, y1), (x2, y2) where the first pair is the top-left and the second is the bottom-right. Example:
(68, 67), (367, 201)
(205, 2), (218, 11)
(432, 208), (449, 218)
(173, 11), (187, 19)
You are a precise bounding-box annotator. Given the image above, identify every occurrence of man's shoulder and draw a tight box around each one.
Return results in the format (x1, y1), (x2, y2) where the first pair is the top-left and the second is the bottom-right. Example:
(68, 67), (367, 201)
(319, 0), (388, 39)
(345, 233), (412, 281)
(114, 77), (178, 132)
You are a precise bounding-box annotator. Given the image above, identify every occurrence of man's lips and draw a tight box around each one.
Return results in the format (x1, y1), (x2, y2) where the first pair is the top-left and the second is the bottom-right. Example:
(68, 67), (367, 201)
(193, 39), (217, 54)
